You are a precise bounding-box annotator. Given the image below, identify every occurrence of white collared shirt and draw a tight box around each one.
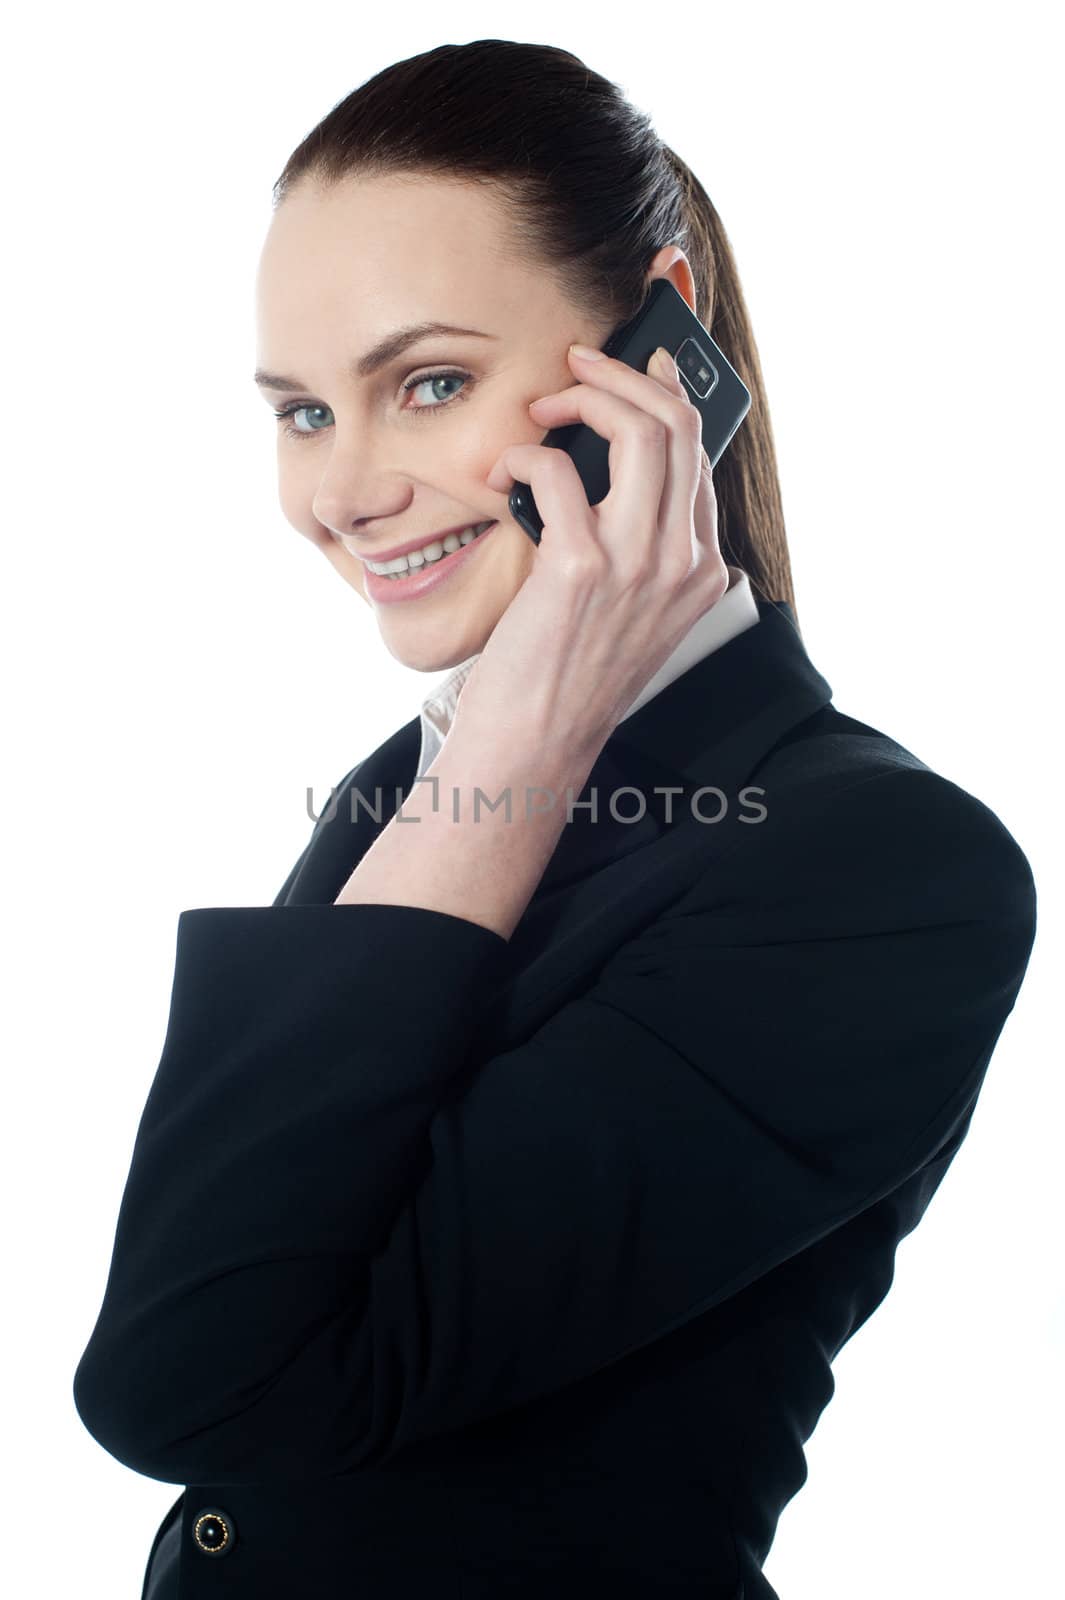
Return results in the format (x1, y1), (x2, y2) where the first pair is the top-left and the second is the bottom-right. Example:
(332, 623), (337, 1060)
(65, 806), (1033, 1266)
(415, 565), (760, 780)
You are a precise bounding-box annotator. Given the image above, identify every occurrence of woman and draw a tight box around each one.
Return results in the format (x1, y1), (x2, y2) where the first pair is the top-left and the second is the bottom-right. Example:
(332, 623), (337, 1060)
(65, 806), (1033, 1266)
(73, 39), (1037, 1600)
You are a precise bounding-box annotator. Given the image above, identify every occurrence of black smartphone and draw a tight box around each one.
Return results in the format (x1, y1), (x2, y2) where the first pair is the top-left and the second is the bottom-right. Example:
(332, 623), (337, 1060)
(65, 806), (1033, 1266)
(508, 277), (751, 545)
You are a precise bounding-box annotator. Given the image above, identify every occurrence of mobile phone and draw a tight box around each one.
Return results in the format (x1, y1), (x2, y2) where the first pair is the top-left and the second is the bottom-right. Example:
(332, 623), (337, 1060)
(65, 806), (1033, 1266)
(508, 277), (751, 545)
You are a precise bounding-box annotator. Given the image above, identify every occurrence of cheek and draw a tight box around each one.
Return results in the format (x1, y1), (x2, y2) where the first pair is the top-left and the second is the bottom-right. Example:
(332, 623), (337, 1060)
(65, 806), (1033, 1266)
(278, 471), (333, 554)
(321, 538), (370, 601)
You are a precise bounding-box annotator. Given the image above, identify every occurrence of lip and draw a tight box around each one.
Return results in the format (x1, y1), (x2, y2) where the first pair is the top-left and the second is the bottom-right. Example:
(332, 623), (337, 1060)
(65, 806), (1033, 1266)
(356, 521), (493, 566)
(363, 521), (499, 605)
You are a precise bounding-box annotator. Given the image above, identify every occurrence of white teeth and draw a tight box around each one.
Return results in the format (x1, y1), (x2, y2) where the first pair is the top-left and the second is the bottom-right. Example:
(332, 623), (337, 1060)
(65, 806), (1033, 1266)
(368, 521), (494, 577)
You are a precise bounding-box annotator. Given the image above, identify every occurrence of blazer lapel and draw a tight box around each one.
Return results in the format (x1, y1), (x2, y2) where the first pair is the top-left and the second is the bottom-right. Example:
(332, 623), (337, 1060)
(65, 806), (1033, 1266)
(275, 719), (420, 908)
(530, 597), (833, 900)
(277, 598), (833, 1043)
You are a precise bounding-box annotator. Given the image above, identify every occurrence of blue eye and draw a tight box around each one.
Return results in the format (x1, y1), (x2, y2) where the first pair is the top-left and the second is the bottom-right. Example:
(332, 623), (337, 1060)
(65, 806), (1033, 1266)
(273, 369), (473, 440)
(272, 402), (333, 439)
(403, 370), (472, 414)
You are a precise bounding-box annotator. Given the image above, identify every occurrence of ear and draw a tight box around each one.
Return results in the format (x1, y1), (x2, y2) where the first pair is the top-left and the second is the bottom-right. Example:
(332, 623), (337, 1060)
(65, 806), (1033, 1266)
(645, 246), (697, 318)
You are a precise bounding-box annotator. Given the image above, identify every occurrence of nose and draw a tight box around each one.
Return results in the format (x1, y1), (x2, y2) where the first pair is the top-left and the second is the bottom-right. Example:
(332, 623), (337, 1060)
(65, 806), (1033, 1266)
(305, 422), (415, 542)
(312, 473), (412, 554)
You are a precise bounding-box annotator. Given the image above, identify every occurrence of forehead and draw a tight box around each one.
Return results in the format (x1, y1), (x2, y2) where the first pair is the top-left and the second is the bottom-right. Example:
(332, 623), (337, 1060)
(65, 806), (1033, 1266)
(256, 173), (551, 333)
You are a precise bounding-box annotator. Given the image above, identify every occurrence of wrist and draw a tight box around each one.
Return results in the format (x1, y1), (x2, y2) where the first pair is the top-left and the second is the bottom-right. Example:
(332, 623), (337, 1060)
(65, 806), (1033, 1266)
(444, 707), (608, 797)
(431, 737), (601, 830)
(332, 722), (607, 938)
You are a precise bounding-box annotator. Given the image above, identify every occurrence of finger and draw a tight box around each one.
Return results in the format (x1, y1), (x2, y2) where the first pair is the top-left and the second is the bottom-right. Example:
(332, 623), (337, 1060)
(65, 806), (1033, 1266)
(487, 441), (600, 559)
(630, 350), (721, 586)
(690, 452), (724, 591)
(568, 349), (701, 570)
(563, 347), (701, 552)
(641, 349), (713, 578)
(528, 366), (699, 574)
(639, 353), (722, 598)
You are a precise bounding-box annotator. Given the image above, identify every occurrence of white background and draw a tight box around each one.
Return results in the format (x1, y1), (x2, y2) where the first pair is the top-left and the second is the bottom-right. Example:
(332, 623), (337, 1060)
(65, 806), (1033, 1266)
(2, 3), (1061, 1595)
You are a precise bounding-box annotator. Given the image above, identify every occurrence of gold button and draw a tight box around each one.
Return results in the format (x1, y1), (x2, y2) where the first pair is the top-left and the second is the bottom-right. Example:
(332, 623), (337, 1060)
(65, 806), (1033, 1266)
(192, 1508), (236, 1556)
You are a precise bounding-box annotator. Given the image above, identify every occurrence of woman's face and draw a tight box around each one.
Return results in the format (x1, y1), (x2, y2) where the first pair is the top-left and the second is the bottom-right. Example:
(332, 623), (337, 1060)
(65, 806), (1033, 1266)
(254, 172), (688, 672)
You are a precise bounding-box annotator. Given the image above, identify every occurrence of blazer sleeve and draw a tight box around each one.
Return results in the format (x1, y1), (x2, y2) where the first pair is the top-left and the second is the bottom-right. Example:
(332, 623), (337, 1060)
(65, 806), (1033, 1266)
(72, 765), (1037, 1485)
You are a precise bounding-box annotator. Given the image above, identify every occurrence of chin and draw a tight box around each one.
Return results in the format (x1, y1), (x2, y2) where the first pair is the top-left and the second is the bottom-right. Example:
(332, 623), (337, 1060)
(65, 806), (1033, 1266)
(378, 622), (488, 675)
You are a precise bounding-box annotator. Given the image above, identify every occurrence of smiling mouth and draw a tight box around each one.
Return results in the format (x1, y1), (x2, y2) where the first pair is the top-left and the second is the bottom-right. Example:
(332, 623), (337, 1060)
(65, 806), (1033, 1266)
(367, 520), (496, 579)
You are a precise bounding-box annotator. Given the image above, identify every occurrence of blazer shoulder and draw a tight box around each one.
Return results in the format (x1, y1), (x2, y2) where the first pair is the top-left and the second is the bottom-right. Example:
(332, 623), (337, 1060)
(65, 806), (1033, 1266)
(723, 709), (1037, 950)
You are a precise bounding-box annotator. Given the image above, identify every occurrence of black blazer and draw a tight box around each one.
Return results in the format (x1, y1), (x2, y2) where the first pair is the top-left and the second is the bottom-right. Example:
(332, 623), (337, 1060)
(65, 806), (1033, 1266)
(73, 597), (1037, 1599)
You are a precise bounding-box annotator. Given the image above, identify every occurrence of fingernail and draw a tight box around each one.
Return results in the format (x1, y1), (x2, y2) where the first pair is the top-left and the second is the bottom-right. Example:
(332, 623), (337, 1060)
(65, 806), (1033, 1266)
(569, 342), (604, 361)
(651, 346), (677, 378)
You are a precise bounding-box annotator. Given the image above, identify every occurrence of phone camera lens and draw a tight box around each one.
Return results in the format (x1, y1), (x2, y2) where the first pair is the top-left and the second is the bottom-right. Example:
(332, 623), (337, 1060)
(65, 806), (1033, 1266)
(676, 338), (719, 399)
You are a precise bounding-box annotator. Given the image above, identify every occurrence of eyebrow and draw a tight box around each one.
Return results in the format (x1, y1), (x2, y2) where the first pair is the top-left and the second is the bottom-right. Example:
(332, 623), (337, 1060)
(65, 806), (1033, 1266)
(253, 322), (498, 392)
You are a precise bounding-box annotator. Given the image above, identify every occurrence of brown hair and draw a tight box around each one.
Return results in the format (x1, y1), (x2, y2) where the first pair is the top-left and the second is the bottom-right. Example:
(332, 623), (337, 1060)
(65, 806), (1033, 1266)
(272, 39), (798, 627)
